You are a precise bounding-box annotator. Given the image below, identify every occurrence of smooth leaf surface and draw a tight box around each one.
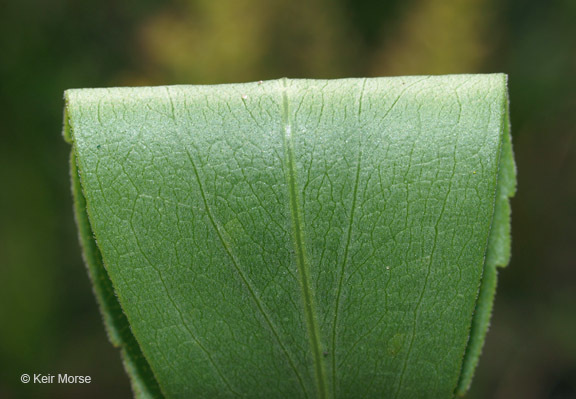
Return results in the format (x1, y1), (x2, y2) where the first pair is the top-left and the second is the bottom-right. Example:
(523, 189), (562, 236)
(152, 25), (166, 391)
(64, 75), (515, 398)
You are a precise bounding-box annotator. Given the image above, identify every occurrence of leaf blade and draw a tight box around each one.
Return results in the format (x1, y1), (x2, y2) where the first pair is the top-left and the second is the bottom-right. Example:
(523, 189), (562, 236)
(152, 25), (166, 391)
(65, 75), (515, 398)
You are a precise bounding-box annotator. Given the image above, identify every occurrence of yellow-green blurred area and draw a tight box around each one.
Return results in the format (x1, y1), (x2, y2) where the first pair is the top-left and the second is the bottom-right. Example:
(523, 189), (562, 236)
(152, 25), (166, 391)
(1, 0), (575, 397)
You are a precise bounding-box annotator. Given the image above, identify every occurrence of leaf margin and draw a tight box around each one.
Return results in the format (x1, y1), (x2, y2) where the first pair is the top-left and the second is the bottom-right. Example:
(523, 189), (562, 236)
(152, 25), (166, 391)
(64, 106), (165, 399)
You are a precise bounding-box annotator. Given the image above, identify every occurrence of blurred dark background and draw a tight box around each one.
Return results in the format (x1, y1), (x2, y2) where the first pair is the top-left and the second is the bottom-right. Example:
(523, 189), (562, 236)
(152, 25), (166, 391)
(1, 0), (575, 397)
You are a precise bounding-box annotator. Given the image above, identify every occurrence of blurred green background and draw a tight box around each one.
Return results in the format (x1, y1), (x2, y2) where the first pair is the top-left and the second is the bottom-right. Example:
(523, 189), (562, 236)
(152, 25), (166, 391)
(1, 0), (575, 397)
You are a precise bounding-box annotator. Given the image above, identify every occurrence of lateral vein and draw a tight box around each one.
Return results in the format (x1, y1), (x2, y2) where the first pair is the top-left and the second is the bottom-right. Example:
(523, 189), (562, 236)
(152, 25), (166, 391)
(184, 148), (309, 398)
(331, 147), (362, 396)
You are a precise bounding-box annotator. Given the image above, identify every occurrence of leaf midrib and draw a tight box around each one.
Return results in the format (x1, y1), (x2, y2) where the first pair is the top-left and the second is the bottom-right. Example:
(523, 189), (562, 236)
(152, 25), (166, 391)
(281, 78), (329, 399)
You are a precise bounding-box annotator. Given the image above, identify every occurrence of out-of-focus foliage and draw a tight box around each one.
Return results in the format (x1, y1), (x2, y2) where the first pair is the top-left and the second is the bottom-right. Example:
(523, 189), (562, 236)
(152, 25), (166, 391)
(372, 0), (493, 75)
(0, 0), (574, 398)
(136, 0), (358, 83)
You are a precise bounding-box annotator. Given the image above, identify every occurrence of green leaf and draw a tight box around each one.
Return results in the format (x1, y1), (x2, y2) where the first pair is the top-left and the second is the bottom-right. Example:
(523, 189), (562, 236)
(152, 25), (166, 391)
(64, 75), (515, 398)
